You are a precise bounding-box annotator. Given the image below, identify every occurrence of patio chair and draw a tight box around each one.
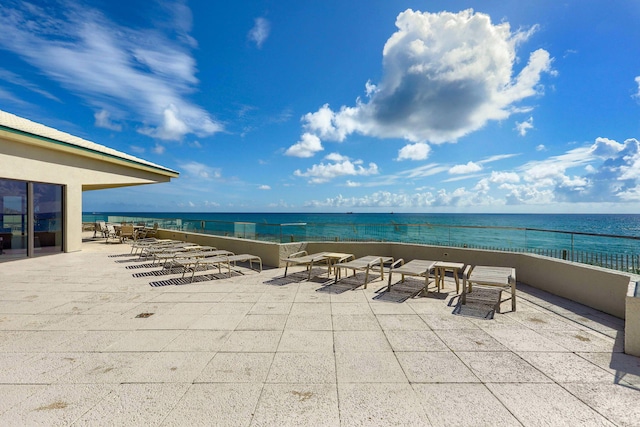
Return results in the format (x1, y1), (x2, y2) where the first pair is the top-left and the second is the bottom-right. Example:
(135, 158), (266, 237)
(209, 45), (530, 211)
(386, 259), (437, 297)
(105, 224), (120, 243)
(333, 255), (394, 289)
(119, 224), (135, 242)
(462, 265), (517, 312)
(93, 221), (102, 238)
(138, 223), (159, 239)
(95, 221), (108, 238)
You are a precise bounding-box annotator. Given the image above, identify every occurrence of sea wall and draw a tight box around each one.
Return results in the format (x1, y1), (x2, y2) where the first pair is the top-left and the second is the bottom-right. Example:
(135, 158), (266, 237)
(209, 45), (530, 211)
(304, 240), (630, 319)
(156, 229), (631, 319)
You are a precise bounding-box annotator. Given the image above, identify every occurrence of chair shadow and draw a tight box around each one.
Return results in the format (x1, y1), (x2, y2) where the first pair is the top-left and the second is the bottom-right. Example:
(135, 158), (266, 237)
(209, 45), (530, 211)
(317, 272), (380, 294)
(263, 268), (331, 286)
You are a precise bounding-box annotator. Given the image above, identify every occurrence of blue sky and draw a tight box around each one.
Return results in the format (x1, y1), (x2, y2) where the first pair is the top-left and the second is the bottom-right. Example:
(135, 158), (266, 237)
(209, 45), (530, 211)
(1, 0), (640, 213)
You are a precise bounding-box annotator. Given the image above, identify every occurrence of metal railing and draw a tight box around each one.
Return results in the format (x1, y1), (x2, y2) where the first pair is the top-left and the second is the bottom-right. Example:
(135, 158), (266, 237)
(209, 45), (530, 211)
(82, 215), (640, 274)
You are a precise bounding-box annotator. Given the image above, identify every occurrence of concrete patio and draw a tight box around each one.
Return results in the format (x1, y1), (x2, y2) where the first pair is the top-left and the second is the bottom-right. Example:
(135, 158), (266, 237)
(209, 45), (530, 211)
(0, 236), (638, 426)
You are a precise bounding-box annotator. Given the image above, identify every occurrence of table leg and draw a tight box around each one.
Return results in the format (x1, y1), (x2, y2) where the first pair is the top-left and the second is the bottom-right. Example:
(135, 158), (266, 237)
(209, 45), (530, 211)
(453, 270), (460, 293)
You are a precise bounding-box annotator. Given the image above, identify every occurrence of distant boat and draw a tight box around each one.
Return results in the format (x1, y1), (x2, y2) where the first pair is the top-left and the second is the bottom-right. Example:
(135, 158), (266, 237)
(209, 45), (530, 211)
(346, 212), (353, 214)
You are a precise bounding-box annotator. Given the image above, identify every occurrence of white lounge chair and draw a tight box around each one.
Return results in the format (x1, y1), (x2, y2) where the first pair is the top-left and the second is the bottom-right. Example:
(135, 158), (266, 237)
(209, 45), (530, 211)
(333, 255), (394, 289)
(282, 251), (354, 281)
(386, 259), (437, 297)
(462, 265), (517, 312)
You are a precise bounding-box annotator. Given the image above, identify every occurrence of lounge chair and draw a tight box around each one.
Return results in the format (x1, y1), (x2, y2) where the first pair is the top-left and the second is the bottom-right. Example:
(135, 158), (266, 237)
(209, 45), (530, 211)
(163, 248), (231, 269)
(462, 265), (516, 312)
(129, 238), (175, 255)
(150, 244), (213, 265)
(282, 251), (354, 281)
(386, 259), (437, 297)
(142, 242), (200, 262)
(180, 254), (231, 280)
(179, 252), (263, 281)
(226, 254), (262, 272)
(333, 255), (393, 289)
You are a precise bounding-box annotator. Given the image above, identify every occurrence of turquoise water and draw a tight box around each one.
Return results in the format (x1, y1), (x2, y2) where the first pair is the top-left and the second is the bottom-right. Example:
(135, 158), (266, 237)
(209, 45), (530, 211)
(84, 212), (640, 255)
(83, 212), (640, 271)
(84, 212), (640, 234)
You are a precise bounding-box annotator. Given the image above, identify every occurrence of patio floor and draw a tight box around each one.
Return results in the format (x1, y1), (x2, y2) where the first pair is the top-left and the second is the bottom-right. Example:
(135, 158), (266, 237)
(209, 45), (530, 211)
(0, 235), (638, 426)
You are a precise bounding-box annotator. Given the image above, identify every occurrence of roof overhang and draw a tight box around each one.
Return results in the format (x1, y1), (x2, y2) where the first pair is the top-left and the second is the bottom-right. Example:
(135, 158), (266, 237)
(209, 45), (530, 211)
(0, 110), (179, 189)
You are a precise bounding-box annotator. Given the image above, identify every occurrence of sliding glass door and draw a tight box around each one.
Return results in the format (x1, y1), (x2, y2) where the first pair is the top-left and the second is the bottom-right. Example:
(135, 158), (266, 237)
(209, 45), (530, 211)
(0, 178), (64, 261)
(0, 179), (27, 260)
(33, 182), (63, 254)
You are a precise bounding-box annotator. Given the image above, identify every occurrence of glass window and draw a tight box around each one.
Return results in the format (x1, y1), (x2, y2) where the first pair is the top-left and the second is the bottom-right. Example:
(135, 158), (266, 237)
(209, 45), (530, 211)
(33, 182), (63, 255)
(0, 178), (27, 260)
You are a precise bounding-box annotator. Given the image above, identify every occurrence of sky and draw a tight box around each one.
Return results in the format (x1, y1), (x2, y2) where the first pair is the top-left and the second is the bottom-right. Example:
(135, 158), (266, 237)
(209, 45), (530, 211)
(1, 0), (640, 214)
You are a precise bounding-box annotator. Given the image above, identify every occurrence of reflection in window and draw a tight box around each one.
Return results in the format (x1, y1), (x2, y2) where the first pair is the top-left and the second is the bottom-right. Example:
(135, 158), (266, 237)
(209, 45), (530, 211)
(0, 179), (64, 261)
(33, 183), (63, 255)
(0, 178), (27, 260)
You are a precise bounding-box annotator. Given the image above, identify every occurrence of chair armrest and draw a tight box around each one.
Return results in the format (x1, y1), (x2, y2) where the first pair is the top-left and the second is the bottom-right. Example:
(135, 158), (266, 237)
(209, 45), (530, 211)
(389, 258), (405, 269)
(462, 264), (473, 280)
(287, 250), (308, 259)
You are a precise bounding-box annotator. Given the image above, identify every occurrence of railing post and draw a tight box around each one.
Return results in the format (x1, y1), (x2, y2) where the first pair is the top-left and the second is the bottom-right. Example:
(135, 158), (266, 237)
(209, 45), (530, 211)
(571, 233), (574, 260)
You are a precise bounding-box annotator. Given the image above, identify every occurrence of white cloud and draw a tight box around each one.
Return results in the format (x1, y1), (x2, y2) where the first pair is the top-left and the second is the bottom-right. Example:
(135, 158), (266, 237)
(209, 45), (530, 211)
(285, 133), (323, 157)
(248, 17), (270, 48)
(515, 116), (534, 136)
(152, 144), (165, 155)
(258, 185), (271, 190)
(0, 68), (60, 101)
(479, 153), (520, 164)
(0, 1), (222, 141)
(295, 9), (553, 150)
(449, 161), (482, 175)
(94, 109), (122, 131)
(0, 87), (30, 106)
(536, 144), (547, 151)
(520, 146), (593, 184)
(589, 137), (624, 158)
(325, 152), (349, 162)
(302, 104), (355, 142)
(634, 76), (640, 100)
(129, 145), (145, 154)
(489, 171), (520, 184)
(303, 187), (500, 209)
(617, 139), (640, 180)
(294, 156), (379, 184)
(302, 137), (640, 208)
(345, 180), (361, 187)
(179, 161), (221, 180)
(618, 185), (640, 201)
(397, 142), (431, 161)
(400, 163), (449, 179)
(501, 138), (640, 203)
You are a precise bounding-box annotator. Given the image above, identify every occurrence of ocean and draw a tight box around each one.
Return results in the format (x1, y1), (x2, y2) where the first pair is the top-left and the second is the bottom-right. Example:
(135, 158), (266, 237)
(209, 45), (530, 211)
(84, 212), (640, 259)
(84, 212), (640, 235)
